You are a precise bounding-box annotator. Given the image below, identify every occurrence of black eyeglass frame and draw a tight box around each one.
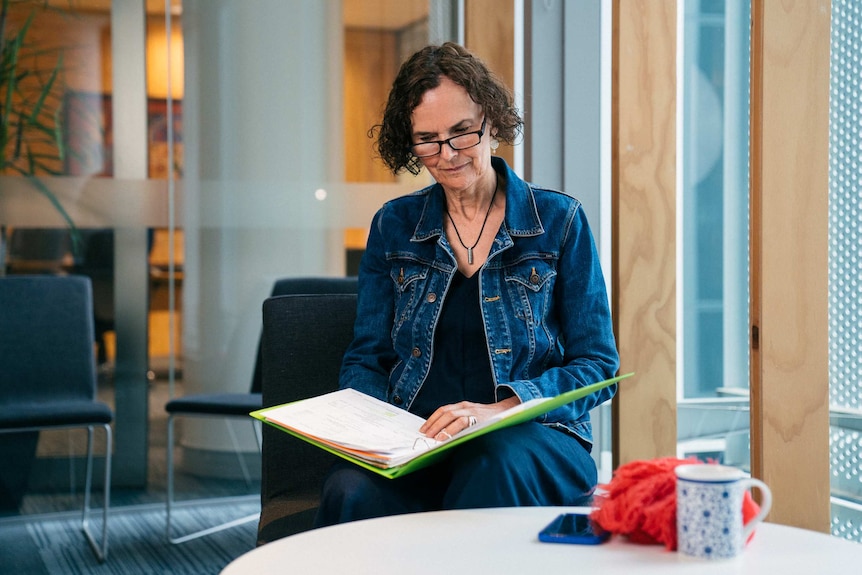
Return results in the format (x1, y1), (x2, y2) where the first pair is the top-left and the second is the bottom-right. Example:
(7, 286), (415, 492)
(409, 117), (487, 158)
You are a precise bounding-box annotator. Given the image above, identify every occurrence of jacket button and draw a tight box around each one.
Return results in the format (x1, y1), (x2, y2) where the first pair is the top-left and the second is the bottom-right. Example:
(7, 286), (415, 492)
(426, 293), (437, 303)
(412, 347), (422, 357)
(393, 395), (403, 405)
(530, 272), (540, 285)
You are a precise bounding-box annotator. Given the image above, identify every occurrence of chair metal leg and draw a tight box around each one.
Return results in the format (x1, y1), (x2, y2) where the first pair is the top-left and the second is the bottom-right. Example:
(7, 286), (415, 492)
(81, 424), (111, 562)
(166, 414), (260, 544)
(253, 419), (262, 449)
(68, 432), (77, 496)
(166, 414), (179, 542)
(225, 420), (253, 488)
(169, 510), (261, 545)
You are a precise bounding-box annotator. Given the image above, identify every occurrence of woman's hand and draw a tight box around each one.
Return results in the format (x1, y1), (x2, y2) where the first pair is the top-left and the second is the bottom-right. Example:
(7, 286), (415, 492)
(419, 396), (521, 441)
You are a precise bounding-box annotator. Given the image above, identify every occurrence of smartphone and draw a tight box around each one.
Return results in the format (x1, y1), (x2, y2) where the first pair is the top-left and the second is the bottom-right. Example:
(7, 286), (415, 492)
(538, 513), (610, 545)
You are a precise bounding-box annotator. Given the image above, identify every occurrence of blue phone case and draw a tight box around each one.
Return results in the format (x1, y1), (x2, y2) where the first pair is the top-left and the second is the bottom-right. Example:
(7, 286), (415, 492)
(538, 513), (610, 545)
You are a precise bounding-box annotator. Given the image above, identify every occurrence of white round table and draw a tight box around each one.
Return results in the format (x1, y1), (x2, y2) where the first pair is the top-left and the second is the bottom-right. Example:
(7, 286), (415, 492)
(222, 506), (862, 574)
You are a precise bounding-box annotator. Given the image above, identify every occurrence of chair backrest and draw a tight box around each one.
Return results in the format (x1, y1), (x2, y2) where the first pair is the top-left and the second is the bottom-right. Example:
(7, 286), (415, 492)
(259, 293), (357, 511)
(0, 275), (97, 403)
(249, 276), (358, 394)
(5, 229), (71, 274)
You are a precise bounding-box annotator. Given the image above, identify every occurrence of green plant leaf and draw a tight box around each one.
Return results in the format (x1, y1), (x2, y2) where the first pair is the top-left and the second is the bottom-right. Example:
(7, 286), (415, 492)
(28, 50), (59, 123)
(1, 1), (80, 255)
(52, 95), (63, 161)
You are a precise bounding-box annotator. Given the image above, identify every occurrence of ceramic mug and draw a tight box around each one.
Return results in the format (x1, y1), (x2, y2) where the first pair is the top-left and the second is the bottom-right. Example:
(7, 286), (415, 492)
(675, 464), (772, 560)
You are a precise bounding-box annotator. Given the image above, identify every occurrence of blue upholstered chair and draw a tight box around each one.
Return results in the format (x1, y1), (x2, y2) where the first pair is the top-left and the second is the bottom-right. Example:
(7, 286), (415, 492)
(256, 291), (358, 545)
(165, 276), (357, 544)
(0, 275), (113, 562)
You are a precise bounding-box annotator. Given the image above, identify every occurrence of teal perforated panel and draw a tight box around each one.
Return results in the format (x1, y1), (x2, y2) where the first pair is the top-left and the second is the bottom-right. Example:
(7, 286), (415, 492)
(829, 0), (862, 543)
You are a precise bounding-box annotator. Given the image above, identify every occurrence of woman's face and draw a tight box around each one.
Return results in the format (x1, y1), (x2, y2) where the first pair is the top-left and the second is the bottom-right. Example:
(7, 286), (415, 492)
(410, 76), (493, 195)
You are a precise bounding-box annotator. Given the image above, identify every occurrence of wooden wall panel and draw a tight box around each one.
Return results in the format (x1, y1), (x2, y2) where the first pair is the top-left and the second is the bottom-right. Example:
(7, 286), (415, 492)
(749, 0), (831, 531)
(465, 0), (515, 168)
(344, 29), (398, 183)
(611, 0), (678, 465)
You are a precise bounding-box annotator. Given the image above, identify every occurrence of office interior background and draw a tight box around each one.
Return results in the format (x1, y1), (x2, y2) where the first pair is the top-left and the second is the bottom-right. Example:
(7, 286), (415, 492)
(0, 0), (859, 544)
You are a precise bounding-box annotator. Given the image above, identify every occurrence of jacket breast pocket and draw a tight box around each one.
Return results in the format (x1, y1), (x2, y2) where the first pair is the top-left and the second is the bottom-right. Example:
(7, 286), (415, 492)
(389, 263), (427, 335)
(504, 260), (557, 324)
(504, 260), (559, 373)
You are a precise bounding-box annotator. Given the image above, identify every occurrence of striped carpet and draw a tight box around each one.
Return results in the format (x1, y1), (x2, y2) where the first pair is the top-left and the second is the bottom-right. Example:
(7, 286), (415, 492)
(2, 499), (259, 574)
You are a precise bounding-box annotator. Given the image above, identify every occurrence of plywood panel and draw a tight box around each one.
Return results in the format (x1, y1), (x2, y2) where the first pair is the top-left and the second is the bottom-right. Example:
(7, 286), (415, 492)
(611, 0), (677, 465)
(343, 0), (428, 31)
(344, 29), (398, 183)
(749, 0), (831, 532)
(465, 0), (515, 168)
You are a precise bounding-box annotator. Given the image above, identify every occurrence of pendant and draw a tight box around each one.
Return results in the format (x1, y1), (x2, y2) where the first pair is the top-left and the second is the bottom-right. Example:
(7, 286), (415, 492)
(467, 247), (474, 265)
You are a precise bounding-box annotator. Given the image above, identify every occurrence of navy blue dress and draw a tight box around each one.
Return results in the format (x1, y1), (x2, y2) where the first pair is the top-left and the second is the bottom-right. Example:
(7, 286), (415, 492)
(314, 273), (598, 527)
(411, 271), (495, 419)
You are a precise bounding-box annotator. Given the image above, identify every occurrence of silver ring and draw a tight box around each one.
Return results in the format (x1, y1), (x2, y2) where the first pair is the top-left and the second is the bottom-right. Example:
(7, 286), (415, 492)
(439, 430), (452, 440)
(468, 415), (478, 427)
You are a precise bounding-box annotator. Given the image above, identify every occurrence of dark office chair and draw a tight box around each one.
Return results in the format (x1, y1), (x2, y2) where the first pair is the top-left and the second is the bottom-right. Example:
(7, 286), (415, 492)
(165, 276), (357, 544)
(3, 228), (71, 275)
(0, 275), (113, 562)
(256, 292), (358, 545)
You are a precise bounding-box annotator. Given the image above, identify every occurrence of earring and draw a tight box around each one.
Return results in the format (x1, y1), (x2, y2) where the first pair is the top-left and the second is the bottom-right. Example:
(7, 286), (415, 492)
(490, 138), (500, 153)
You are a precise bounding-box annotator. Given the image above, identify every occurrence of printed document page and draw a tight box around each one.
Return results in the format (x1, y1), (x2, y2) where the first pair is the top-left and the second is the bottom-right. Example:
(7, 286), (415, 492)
(263, 388), (441, 456)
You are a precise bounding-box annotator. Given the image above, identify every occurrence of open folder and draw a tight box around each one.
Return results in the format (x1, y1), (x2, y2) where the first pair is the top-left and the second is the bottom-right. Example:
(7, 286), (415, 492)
(251, 372), (633, 479)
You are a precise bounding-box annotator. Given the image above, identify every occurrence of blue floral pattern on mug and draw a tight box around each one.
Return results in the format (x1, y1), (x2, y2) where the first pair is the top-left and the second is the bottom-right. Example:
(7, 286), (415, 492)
(677, 480), (745, 559)
(675, 464), (772, 560)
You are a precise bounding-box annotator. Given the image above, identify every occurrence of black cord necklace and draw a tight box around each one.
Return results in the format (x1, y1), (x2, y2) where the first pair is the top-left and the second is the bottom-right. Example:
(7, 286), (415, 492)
(445, 180), (499, 265)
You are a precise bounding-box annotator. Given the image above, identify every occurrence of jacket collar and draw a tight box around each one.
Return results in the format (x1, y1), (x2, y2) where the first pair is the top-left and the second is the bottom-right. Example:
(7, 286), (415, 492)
(411, 157), (544, 242)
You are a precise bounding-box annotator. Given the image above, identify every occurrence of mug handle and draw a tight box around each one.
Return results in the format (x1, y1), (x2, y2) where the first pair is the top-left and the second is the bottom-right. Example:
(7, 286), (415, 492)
(741, 478), (772, 541)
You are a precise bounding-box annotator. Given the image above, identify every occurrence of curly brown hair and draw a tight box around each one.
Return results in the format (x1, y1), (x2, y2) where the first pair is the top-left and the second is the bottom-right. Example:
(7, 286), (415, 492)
(371, 42), (523, 176)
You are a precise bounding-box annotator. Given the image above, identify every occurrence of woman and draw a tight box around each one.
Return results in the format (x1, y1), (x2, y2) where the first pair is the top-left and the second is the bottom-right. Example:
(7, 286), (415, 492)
(314, 42), (619, 527)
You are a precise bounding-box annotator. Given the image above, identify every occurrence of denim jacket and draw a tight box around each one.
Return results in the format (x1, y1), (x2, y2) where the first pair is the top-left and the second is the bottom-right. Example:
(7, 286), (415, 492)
(340, 157), (620, 446)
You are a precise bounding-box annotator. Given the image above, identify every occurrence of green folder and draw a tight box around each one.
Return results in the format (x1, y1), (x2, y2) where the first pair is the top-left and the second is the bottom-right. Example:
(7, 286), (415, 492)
(251, 372), (633, 479)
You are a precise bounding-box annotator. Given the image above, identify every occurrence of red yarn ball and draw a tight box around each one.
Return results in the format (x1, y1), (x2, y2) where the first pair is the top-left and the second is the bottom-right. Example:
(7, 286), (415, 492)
(590, 457), (762, 550)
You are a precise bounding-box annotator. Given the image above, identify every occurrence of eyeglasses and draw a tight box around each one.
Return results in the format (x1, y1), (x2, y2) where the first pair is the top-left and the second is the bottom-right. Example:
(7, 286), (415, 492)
(409, 118), (486, 158)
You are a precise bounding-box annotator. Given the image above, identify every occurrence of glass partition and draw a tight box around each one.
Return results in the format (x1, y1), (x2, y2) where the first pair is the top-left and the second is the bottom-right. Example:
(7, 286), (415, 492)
(174, 0), (432, 493)
(0, 0), (439, 516)
(677, 0), (751, 468)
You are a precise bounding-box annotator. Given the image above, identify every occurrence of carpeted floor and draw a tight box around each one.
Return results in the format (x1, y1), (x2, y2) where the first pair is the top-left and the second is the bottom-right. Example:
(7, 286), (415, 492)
(1, 499), (259, 574)
(0, 366), (264, 573)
